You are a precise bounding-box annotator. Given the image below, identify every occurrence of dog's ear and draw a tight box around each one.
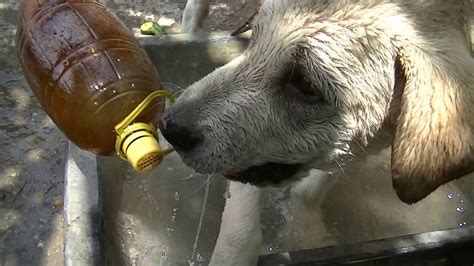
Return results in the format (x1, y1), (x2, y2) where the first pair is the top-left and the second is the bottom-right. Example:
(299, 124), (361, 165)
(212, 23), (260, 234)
(391, 44), (474, 204)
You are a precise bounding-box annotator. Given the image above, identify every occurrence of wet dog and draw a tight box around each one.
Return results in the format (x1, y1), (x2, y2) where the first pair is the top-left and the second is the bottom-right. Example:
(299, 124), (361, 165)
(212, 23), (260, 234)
(171, 0), (474, 264)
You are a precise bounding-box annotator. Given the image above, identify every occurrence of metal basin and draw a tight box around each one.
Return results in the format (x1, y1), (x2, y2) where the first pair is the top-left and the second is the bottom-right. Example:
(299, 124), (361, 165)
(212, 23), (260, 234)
(64, 32), (474, 266)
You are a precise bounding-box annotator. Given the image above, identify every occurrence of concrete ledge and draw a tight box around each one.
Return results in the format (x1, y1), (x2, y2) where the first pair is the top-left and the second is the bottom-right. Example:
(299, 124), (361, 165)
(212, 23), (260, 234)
(64, 141), (102, 266)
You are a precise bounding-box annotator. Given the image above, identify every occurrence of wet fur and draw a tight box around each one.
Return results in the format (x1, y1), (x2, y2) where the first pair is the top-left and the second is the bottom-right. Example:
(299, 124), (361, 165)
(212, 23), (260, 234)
(180, 0), (474, 204)
(179, 0), (474, 264)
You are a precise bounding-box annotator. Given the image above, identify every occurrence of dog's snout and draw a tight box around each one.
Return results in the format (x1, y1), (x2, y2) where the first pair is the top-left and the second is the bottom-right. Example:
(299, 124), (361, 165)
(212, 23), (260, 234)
(159, 112), (202, 152)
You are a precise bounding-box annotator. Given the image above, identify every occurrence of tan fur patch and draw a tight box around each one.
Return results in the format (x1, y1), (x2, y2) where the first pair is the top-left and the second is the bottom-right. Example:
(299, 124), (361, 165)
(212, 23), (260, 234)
(391, 44), (474, 203)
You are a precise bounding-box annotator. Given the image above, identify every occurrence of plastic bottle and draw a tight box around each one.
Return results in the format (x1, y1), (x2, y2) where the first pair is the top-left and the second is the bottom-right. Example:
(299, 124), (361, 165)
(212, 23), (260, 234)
(16, 0), (173, 173)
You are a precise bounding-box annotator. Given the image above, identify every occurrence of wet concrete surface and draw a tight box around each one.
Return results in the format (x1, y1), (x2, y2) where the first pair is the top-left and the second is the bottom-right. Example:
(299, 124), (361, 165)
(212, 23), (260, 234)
(0, 1), (254, 265)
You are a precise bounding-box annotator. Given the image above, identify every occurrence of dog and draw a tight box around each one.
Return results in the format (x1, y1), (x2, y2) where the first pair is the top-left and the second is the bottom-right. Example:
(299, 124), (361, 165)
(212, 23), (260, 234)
(171, 0), (474, 264)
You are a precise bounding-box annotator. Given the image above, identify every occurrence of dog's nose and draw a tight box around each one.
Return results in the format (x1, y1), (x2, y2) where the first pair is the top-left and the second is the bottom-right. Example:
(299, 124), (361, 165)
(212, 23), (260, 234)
(159, 112), (202, 152)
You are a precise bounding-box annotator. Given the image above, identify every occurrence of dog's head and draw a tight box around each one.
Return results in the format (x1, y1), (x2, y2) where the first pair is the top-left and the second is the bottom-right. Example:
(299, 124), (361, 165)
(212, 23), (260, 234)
(161, 0), (474, 204)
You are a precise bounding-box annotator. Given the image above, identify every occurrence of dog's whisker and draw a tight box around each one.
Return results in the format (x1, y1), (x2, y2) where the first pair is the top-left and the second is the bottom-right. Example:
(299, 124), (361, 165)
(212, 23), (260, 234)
(192, 179), (208, 194)
(350, 137), (366, 153)
(192, 170), (216, 194)
(335, 159), (346, 177)
(289, 60), (297, 81)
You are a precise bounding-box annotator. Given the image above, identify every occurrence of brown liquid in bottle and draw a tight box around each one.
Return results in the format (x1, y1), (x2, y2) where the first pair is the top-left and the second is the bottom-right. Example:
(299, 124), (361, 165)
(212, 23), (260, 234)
(16, 0), (165, 156)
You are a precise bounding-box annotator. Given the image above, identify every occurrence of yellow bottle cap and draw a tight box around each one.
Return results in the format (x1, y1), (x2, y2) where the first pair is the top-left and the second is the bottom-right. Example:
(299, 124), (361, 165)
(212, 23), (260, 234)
(116, 123), (162, 173)
(114, 90), (175, 173)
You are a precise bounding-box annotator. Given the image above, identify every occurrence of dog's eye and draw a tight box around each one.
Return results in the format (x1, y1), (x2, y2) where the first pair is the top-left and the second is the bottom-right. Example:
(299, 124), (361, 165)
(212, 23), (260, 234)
(281, 65), (324, 104)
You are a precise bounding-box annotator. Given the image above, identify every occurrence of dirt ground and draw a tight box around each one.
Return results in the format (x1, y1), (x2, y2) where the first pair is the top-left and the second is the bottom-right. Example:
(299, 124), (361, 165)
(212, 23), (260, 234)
(0, 1), (255, 265)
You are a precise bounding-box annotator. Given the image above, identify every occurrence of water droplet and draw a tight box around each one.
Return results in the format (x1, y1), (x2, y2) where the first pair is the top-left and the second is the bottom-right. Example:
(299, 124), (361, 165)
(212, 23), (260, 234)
(131, 83), (135, 87)
(456, 206), (465, 213)
(37, 240), (45, 248)
(117, 58), (121, 62)
(223, 191), (231, 199)
(161, 252), (166, 257)
(174, 192), (180, 201)
(268, 246), (273, 252)
(112, 90), (116, 94)
(460, 199), (464, 203)
(459, 222), (467, 227)
(447, 193), (454, 199)
(94, 101), (98, 105)
(457, 193), (461, 198)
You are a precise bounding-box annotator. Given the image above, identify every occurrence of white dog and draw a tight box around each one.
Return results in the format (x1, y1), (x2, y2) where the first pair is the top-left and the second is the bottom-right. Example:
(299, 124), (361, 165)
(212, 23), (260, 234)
(172, 0), (474, 264)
